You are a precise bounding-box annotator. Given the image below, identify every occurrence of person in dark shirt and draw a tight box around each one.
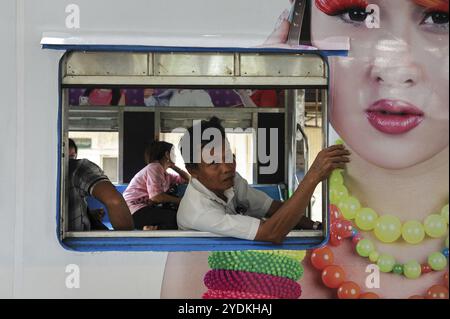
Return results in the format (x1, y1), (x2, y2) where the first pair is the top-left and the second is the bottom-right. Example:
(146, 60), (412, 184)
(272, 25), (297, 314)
(68, 139), (134, 231)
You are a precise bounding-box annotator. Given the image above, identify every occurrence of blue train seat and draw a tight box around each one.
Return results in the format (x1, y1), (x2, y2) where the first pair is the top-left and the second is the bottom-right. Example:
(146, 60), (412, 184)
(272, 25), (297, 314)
(86, 183), (285, 230)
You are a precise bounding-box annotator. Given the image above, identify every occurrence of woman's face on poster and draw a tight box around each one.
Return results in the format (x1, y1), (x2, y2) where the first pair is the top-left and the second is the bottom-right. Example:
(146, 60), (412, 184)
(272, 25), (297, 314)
(311, 0), (449, 169)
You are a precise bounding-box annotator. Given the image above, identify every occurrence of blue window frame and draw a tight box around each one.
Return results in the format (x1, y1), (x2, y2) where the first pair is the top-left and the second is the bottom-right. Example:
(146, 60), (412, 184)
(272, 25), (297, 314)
(54, 45), (347, 252)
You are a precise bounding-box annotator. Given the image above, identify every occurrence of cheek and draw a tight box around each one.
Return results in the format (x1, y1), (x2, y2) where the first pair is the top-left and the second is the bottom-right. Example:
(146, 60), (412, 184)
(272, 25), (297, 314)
(418, 48), (450, 119)
(329, 57), (369, 123)
(428, 55), (449, 105)
(199, 169), (219, 185)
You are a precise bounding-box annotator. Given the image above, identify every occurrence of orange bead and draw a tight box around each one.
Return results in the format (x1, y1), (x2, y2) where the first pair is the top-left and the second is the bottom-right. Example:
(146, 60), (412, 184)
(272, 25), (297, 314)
(322, 265), (346, 289)
(337, 281), (361, 299)
(426, 285), (449, 299)
(360, 292), (380, 299)
(444, 272), (449, 289)
(311, 247), (335, 270)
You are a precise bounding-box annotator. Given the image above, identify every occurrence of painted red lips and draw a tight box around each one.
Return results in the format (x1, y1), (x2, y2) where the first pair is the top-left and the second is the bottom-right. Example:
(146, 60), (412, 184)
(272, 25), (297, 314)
(366, 99), (424, 135)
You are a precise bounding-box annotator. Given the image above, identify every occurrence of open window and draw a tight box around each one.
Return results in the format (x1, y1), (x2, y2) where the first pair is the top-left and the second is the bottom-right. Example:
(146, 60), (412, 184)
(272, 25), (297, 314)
(59, 51), (329, 251)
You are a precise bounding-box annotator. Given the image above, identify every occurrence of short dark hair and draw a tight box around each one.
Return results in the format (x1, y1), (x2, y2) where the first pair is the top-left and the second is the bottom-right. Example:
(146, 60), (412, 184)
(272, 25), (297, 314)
(68, 138), (78, 154)
(180, 116), (226, 170)
(144, 141), (174, 165)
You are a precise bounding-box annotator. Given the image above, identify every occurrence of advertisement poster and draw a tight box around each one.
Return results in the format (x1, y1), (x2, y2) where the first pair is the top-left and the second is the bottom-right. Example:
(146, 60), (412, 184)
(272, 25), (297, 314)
(160, 0), (449, 299)
(0, 0), (448, 302)
(69, 88), (284, 108)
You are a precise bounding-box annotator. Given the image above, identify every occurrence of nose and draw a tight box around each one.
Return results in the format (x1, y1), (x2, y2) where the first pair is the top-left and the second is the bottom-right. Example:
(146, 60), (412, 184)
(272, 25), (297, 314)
(369, 40), (422, 89)
(370, 63), (421, 88)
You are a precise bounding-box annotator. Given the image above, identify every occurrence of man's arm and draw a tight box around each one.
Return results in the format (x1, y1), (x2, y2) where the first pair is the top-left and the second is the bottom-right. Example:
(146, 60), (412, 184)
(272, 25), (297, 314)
(266, 201), (320, 230)
(91, 181), (134, 230)
(266, 201), (283, 217)
(254, 145), (350, 244)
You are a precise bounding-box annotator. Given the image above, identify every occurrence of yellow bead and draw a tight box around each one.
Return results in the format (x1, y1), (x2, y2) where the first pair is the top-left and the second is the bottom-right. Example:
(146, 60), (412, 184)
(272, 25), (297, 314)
(355, 208), (379, 231)
(424, 214), (447, 238)
(441, 205), (449, 225)
(369, 251), (380, 263)
(374, 215), (402, 243)
(403, 261), (422, 279)
(402, 220), (425, 244)
(338, 196), (361, 220)
(377, 254), (396, 273)
(330, 185), (348, 205)
(329, 170), (344, 187)
(428, 252), (447, 271)
(356, 239), (375, 257)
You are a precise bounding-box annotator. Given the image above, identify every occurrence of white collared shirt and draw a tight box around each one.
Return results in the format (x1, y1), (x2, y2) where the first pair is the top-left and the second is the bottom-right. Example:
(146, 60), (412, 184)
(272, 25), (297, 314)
(177, 172), (273, 240)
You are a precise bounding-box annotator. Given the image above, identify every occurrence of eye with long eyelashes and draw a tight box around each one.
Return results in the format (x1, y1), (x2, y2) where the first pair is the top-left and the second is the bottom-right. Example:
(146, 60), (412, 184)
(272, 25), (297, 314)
(420, 10), (449, 33)
(340, 7), (370, 25)
(315, 0), (370, 26)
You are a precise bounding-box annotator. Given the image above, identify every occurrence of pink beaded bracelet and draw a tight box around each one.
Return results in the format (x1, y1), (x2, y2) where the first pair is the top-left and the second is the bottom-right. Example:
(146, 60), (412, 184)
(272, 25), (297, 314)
(203, 289), (276, 299)
(204, 270), (302, 299)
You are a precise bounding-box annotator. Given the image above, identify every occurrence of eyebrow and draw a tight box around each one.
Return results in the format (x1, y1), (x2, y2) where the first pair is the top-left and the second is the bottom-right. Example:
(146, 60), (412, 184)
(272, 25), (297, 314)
(413, 0), (449, 12)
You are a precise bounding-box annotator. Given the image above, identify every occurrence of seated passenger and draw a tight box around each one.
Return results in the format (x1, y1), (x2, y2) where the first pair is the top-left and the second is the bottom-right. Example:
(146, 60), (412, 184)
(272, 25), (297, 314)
(123, 141), (190, 230)
(68, 138), (134, 231)
(177, 117), (350, 243)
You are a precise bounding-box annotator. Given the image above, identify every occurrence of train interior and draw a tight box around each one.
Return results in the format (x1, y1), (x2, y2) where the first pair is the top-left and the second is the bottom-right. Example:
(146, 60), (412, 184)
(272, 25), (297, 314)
(60, 51), (327, 243)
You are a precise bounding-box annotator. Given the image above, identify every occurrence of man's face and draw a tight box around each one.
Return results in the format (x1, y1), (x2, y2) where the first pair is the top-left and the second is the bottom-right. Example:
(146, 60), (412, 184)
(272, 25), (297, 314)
(190, 141), (236, 195)
(69, 147), (77, 159)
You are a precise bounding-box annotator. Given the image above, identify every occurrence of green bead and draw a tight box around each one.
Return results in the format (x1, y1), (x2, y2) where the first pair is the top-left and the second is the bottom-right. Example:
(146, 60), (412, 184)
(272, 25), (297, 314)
(335, 139), (344, 145)
(369, 251), (380, 263)
(402, 220), (425, 244)
(393, 264), (404, 275)
(356, 239), (375, 257)
(377, 254), (396, 273)
(338, 196), (361, 220)
(330, 185), (349, 205)
(355, 208), (379, 231)
(440, 204), (448, 225)
(428, 252), (448, 271)
(403, 261), (422, 279)
(424, 214), (447, 238)
(374, 215), (402, 243)
(330, 170), (344, 187)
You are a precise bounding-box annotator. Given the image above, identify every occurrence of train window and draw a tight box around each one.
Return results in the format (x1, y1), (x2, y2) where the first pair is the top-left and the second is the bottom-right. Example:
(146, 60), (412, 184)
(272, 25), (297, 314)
(59, 51), (329, 251)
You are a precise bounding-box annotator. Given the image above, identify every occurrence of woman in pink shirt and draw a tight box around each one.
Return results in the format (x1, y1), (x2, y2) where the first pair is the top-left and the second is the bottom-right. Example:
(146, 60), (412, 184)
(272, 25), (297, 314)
(123, 141), (190, 230)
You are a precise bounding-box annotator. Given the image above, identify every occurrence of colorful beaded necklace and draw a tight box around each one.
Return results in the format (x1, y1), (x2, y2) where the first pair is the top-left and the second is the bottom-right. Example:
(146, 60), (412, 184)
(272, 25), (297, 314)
(329, 204), (448, 279)
(311, 223), (449, 299)
(328, 140), (449, 278)
(329, 169), (449, 244)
